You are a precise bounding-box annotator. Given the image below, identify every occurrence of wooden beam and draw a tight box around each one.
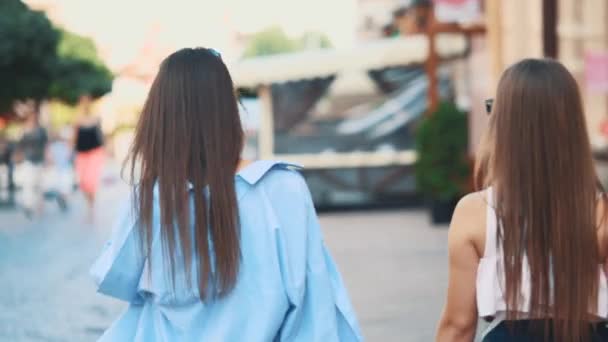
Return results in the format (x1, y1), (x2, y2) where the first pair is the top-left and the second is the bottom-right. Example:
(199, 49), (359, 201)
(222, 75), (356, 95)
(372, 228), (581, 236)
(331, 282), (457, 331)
(258, 86), (275, 159)
(426, 11), (440, 114)
(485, 0), (504, 86)
(271, 150), (417, 169)
(424, 7), (486, 115)
(543, 0), (559, 58)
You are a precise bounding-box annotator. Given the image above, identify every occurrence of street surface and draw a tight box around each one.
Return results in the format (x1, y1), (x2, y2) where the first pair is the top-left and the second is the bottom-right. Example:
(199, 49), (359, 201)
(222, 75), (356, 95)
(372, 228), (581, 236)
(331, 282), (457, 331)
(0, 175), (456, 341)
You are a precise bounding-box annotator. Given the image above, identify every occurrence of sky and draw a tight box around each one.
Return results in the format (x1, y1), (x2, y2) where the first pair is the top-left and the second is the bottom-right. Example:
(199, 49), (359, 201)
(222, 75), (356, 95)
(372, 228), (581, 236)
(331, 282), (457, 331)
(25, 0), (359, 68)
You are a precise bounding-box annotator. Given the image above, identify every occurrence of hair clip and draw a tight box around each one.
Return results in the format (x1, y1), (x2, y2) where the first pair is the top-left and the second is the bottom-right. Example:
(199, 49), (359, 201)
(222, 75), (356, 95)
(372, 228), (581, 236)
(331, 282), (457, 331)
(209, 48), (222, 59)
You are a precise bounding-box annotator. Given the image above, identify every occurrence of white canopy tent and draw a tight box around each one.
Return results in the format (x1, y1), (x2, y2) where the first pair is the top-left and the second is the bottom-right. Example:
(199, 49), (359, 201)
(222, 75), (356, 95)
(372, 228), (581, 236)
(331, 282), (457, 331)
(229, 34), (467, 87)
(230, 34), (468, 169)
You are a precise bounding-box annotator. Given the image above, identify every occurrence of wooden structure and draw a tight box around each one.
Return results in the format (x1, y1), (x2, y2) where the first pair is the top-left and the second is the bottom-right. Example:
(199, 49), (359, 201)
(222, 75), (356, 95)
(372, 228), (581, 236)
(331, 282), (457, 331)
(231, 35), (467, 169)
(389, 0), (486, 113)
(422, 4), (486, 113)
(230, 2), (487, 206)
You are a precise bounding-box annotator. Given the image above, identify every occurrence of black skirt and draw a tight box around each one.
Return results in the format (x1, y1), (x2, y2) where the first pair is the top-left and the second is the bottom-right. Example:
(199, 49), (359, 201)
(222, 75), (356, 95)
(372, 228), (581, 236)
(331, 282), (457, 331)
(483, 320), (608, 342)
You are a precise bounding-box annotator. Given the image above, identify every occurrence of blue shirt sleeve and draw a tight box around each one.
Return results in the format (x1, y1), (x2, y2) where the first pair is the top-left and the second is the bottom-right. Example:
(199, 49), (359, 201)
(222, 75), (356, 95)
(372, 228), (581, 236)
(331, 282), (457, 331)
(271, 172), (363, 341)
(89, 198), (146, 303)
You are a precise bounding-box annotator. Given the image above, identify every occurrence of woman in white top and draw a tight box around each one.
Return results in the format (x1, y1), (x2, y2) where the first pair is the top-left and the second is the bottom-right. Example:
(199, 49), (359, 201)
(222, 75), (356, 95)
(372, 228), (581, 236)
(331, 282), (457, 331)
(436, 59), (608, 342)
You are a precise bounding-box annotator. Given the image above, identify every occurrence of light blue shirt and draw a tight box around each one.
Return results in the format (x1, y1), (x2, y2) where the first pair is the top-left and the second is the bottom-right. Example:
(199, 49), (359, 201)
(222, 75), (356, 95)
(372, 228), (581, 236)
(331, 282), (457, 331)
(90, 160), (363, 342)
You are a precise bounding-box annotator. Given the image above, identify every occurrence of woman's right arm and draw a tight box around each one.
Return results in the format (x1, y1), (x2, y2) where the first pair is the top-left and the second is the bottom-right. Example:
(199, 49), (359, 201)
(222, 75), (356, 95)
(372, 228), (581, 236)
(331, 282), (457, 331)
(436, 194), (482, 342)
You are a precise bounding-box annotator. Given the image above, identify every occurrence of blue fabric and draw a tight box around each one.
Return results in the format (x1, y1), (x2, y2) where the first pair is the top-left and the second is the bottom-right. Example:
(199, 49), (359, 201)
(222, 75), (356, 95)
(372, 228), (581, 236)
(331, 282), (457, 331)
(90, 160), (363, 342)
(48, 141), (72, 170)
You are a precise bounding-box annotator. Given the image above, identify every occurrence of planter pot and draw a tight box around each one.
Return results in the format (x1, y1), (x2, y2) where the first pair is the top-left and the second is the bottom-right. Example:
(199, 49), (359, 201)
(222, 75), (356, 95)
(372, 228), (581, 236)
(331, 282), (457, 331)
(429, 198), (458, 225)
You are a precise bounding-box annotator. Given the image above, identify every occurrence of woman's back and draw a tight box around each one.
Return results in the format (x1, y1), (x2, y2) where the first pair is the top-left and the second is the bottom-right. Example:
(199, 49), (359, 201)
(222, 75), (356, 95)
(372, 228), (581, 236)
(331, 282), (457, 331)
(92, 48), (361, 341)
(437, 59), (608, 342)
(90, 161), (362, 341)
(439, 189), (608, 342)
(459, 189), (608, 318)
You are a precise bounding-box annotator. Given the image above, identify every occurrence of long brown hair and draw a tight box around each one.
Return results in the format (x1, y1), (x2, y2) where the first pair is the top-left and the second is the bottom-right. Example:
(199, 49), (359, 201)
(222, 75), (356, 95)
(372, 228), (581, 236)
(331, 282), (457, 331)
(476, 59), (606, 341)
(127, 48), (243, 300)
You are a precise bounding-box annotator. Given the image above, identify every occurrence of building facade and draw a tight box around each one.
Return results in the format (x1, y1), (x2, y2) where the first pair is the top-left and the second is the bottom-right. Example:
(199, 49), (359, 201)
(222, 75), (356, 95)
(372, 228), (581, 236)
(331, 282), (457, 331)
(485, 0), (608, 146)
(356, 0), (405, 41)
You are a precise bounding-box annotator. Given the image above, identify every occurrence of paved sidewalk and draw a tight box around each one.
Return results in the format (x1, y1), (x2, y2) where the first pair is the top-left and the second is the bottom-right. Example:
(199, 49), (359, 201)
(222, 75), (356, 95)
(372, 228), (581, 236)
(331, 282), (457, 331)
(0, 180), (456, 341)
(322, 210), (450, 341)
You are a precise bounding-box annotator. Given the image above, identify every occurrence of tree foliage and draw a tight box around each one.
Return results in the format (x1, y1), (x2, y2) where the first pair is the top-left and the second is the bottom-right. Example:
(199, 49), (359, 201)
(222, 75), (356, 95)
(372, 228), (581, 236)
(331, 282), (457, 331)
(50, 29), (113, 105)
(242, 27), (333, 58)
(415, 102), (470, 200)
(298, 31), (332, 50)
(0, 0), (59, 112)
(242, 27), (297, 58)
(57, 29), (104, 65)
(0, 1), (113, 114)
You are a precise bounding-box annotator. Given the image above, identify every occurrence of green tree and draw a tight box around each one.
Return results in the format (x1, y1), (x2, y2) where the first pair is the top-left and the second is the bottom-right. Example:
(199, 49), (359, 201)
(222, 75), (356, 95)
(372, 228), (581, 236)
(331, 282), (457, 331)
(56, 29), (105, 67)
(298, 31), (332, 50)
(242, 27), (298, 58)
(0, 0), (59, 113)
(49, 29), (113, 105)
(0, 1), (113, 116)
(242, 27), (333, 58)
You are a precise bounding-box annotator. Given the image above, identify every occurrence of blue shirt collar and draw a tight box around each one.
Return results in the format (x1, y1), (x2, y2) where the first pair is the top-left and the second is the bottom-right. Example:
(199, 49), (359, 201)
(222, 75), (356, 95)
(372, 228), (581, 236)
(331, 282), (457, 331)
(186, 160), (301, 190)
(237, 160), (301, 185)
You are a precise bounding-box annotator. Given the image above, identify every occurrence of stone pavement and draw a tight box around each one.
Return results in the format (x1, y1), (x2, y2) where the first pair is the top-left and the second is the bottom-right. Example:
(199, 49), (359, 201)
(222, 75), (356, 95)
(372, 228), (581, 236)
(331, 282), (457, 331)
(321, 210), (450, 341)
(0, 180), (458, 341)
(0, 181), (127, 341)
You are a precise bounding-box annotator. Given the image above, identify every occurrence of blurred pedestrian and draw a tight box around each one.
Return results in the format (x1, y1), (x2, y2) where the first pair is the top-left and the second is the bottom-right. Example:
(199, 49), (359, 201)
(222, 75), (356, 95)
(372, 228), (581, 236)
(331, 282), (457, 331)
(90, 48), (362, 342)
(14, 112), (48, 218)
(44, 128), (73, 211)
(73, 95), (105, 221)
(436, 59), (608, 341)
(0, 133), (13, 205)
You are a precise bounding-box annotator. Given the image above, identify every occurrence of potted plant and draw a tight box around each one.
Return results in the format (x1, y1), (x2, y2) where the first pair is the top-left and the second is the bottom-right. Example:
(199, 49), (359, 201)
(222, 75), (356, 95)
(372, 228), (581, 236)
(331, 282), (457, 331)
(415, 102), (470, 224)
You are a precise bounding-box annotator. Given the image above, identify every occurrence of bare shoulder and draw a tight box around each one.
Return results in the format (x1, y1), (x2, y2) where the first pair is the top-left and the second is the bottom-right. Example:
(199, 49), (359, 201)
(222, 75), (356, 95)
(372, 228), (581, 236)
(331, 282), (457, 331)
(454, 191), (486, 218)
(449, 191), (488, 257)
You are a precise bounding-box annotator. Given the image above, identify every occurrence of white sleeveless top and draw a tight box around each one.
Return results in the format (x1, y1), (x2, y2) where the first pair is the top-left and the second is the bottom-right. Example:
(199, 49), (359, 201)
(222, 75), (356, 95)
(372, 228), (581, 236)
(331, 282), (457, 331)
(476, 188), (608, 319)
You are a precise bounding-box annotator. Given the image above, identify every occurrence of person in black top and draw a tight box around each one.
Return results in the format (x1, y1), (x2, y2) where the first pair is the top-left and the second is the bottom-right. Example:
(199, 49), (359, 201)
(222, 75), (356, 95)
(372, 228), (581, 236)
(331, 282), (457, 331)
(75, 124), (103, 153)
(73, 95), (105, 221)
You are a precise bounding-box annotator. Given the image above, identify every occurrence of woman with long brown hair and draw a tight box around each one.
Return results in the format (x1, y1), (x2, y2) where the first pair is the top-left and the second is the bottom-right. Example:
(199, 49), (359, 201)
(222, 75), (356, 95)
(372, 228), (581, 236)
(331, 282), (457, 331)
(436, 59), (608, 341)
(89, 48), (361, 341)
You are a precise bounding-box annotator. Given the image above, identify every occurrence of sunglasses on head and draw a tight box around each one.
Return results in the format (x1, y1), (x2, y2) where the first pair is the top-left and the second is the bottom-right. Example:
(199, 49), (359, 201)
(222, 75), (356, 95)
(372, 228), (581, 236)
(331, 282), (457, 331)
(485, 98), (494, 115)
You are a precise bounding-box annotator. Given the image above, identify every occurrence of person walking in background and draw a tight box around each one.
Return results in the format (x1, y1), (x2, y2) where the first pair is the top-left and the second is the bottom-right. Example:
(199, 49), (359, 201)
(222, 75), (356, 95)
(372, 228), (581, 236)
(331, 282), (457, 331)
(0, 133), (14, 206)
(74, 95), (105, 221)
(15, 112), (48, 218)
(436, 59), (608, 341)
(90, 48), (362, 342)
(44, 128), (74, 211)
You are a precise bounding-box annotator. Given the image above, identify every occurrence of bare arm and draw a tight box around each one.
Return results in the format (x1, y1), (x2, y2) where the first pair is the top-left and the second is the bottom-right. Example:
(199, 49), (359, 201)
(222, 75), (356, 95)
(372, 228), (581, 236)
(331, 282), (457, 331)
(71, 123), (79, 151)
(436, 193), (483, 342)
